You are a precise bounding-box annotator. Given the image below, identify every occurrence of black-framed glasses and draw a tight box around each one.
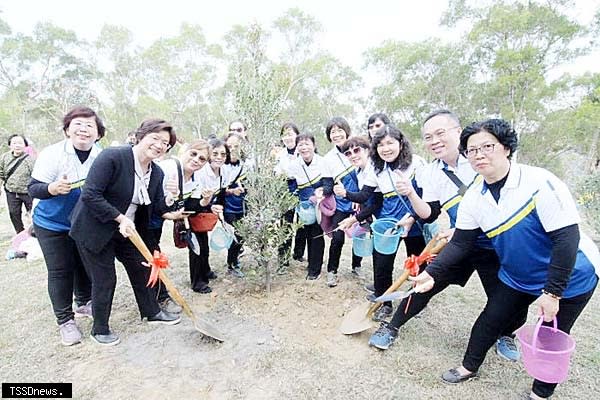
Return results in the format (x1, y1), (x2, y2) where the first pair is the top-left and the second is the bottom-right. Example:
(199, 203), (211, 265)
(463, 143), (496, 158)
(343, 147), (363, 157)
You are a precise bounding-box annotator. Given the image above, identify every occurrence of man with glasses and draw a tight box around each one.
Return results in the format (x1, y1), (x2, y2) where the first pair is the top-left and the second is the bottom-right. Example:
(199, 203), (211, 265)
(368, 110), (525, 362)
(228, 120), (248, 140)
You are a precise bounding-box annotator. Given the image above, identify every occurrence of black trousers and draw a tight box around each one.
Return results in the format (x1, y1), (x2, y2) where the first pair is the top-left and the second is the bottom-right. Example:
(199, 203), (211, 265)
(278, 209), (307, 261)
(389, 247), (527, 339)
(297, 222), (324, 276)
(76, 233), (161, 335)
(462, 279), (597, 398)
(372, 235), (426, 308)
(326, 210), (362, 273)
(144, 227), (171, 303)
(6, 190), (32, 233)
(224, 212), (244, 267)
(189, 231), (212, 291)
(35, 224), (92, 325)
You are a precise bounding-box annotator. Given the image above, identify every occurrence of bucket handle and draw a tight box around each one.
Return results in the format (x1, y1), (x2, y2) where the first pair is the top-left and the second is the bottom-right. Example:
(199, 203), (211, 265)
(531, 316), (558, 352)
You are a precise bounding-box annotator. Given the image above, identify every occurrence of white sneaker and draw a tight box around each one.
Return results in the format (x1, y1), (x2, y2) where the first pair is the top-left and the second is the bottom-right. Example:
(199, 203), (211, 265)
(74, 301), (92, 319)
(59, 319), (82, 346)
(326, 272), (338, 287)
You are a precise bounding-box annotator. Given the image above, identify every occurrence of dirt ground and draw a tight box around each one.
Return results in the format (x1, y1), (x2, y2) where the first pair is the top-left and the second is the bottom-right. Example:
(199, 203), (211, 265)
(1, 216), (599, 400)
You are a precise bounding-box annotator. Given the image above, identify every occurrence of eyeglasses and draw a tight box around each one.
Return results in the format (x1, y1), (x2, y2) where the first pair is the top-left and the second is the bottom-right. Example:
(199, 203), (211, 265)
(368, 122), (384, 131)
(423, 126), (460, 143)
(188, 150), (208, 162)
(229, 127), (244, 133)
(463, 143), (497, 158)
(147, 134), (171, 150)
(343, 147), (363, 157)
(211, 151), (227, 158)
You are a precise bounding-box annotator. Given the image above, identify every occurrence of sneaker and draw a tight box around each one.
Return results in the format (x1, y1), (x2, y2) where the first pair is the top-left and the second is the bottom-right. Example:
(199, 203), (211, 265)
(227, 267), (245, 278)
(90, 331), (120, 346)
(238, 246), (247, 258)
(146, 310), (181, 325)
(159, 298), (182, 314)
(207, 271), (218, 280)
(372, 305), (393, 322)
(74, 300), (93, 319)
(306, 273), (320, 280)
(368, 322), (398, 350)
(365, 293), (377, 303)
(364, 283), (375, 293)
(293, 255), (306, 262)
(352, 267), (363, 278)
(327, 272), (338, 287)
(58, 319), (82, 346)
(496, 335), (520, 361)
(193, 285), (212, 294)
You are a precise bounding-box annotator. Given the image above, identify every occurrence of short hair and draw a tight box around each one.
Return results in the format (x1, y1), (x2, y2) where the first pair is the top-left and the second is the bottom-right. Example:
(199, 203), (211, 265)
(134, 119), (176, 151)
(459, 119), (518, 159)
(8, 134), (28, 147)
(224, 132), (247, 161)
(280, 122), (300, 136)
(340, 136), (370, 153)
(228, 120), (247, 131)
(325, 117), (351, 142)
(188, 139), (210, 154)
(296, 133), (316, 147)
(367, 113), (391, 126)
(208, 137), (231, 164)
(370, 124), (413, 174)
(422, 109), (461, 127)
(63, 106), (106, 140)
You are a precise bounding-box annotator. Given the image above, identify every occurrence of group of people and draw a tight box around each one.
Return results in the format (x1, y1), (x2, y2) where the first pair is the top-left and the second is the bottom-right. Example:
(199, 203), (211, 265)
(7, 103), (599, 399)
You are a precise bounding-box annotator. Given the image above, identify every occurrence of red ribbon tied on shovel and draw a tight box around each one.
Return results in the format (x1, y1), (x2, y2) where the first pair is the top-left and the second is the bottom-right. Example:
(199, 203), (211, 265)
(146, 250), (170, 287)
(402, 251), (436, 313)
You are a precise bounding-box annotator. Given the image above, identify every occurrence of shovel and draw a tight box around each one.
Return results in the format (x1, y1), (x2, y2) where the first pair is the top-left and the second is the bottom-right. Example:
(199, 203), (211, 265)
(127, 228), (225, 342)
(374, 288), (415, 303)
(339, 235), (447, 335)
(183, 217), (201, 255)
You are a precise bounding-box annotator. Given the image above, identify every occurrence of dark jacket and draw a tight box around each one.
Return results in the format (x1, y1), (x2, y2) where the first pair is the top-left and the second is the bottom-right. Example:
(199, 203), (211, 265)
(69, 146), (168, 253)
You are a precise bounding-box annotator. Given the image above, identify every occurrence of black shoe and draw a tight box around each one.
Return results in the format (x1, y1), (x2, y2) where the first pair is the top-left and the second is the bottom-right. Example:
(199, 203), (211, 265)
(207, 271), (218, 280)
(293, 255), (306, 262)
(146, 310), (181, 325)
(227, 267), (245, 278)
(364, 283), (375, 293)
(90, 331), (120, 346)
(441, 368), (477, 384)
(366, 293), (377, 303)
(193, 285), (212, 294)
(306, 273), (320, 280)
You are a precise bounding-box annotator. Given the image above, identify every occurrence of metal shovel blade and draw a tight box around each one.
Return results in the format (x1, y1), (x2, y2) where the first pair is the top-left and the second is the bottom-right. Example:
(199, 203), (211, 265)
(339, 302), (374, 335)
(374, 288), (415, 303)
(193, 317), (225, 342)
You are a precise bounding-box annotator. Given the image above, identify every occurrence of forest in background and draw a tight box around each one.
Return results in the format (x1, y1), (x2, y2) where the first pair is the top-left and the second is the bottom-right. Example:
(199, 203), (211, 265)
(1, 0), (600, 232)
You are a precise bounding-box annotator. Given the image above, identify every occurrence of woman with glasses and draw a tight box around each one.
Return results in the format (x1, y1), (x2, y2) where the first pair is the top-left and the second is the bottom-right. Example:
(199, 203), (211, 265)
(340, 124), (428, 321)
(193, 138), (233, 287)
(412, 119), (598, 399)
(320, 117), (362, 287)
(160, 139), (217, 294)
(286, 133), (326, 280)
(28, 106), (103, 346)
(69, 119), (182, 346)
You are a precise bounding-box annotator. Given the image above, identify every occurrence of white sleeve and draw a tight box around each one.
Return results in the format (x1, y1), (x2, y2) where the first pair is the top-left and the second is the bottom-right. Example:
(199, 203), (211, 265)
(362, 166), (378, 188)
(535, 171), (580, 232)
(455, 191), (481, 230)
(31, 147), (59, 183)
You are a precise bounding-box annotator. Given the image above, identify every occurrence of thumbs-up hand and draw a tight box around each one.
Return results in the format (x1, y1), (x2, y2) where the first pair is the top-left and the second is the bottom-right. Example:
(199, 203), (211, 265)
(394, 170), (415, 197)
(48, 174), (71, 196)
(333, 182), (346, 197)
(165, 174), (179, 197)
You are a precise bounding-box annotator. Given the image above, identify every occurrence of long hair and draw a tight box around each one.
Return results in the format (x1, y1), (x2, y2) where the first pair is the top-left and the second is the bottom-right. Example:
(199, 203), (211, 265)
(370, 124), (413, 174)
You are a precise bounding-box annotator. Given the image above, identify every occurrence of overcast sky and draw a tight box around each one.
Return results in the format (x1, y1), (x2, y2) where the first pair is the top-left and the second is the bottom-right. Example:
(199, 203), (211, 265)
(1, 0), (599, 82)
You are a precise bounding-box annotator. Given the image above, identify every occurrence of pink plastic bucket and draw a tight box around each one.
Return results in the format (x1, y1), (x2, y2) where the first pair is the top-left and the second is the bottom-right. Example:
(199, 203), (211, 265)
(515, 317), (575, 383)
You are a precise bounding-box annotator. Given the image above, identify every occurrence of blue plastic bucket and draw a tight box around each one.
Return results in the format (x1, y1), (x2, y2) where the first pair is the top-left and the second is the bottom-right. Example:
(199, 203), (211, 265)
(296, 200), (316, 225)
(371, 218), (403, 255)
(209, 226), (234, 251)
(353, 234), (373, 257)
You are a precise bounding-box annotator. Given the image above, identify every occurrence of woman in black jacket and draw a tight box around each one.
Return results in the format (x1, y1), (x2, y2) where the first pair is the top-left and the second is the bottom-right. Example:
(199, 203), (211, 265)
(70, 119), (183, 346)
